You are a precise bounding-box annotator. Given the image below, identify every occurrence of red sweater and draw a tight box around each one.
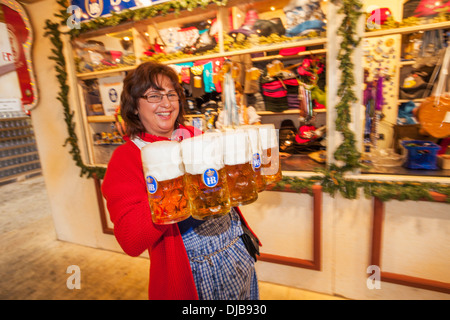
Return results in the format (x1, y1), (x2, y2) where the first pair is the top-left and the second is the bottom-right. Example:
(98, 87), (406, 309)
(101, 126), (258, 300)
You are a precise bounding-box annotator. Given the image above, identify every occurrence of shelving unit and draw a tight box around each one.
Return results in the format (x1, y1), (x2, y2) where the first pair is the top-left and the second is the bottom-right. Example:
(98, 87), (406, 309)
(361, 19), (450, 152)
(67, 0), (330, 167)
(65, 0), (449, 174)
(0, 115), (41, 184)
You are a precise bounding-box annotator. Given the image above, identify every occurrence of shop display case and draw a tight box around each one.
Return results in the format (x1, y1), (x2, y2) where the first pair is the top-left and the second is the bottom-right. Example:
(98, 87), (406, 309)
(0, 113), (41, 183)
(69, 0), (329, 169)
(49, 0), (450, 298)
(65, 0), (449, 176)
(361, 7), (450, 177)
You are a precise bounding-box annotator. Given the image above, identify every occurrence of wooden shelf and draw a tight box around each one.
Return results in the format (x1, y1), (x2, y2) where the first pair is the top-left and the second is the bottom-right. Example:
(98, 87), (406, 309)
(87, 115), (115, 123)
(364, 21), (450, 38)
(257, 109), (325, 116)
(87, 109), (326, 123)
(75, 37), (327, 80)
(77, 66), (134, 80)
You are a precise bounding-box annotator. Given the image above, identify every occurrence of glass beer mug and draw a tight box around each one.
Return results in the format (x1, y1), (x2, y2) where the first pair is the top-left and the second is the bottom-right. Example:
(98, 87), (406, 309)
(141, 141), (191, 225)
(222, 129), (258, 206)
(238, 125), (265, 192)
(181, 132), (231, 220)
(258, 124), (282, 184)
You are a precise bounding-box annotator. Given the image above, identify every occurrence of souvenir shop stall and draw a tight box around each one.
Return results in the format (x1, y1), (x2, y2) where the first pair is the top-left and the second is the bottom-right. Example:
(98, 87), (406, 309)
(0, 1), (41, 184)
(17, 0), (450, 299)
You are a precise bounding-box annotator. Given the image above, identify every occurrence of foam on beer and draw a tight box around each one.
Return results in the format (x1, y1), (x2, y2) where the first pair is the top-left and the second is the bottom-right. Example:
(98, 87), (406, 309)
(258, 124), (278, 149)
(239, 125), (262, 155)
(141, 140), (184, 182)
(181, 132), (224, 175)
(221, 129), (251, 165)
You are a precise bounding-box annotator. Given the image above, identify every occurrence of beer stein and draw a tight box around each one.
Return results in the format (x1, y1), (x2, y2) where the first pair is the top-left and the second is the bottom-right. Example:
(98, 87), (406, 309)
(141, 141), (191, 225)
(181, 132), (231, 220)
(239, 125), (265, 192)
(258, 124), (282, 184)
(272, 60), (284, 73)
(222, 129), (258, 206)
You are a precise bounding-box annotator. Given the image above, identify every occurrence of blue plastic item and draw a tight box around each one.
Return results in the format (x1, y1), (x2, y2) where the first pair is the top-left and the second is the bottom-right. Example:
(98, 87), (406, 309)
(401, 140), (440, 170)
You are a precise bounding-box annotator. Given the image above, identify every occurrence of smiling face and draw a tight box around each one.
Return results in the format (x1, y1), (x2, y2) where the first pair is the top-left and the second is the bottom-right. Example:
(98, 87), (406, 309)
(138, 75), (180, 138)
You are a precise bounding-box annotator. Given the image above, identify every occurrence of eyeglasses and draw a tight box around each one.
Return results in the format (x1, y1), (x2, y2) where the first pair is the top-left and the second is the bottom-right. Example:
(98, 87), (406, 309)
(141, 91), (179, 103)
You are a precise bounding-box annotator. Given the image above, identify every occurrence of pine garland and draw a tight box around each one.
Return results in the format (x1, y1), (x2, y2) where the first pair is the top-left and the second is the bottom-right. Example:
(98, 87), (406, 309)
(44, 0), (449, 202)
(69, 0), (228, 38)
(44, 18), (106, 179)
(331, 0), (364, 172)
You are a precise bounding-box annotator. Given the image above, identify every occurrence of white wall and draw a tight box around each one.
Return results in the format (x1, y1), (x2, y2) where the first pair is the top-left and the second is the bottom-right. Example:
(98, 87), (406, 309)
(25, 0), (122, 253)
(242, 191), (449, 300)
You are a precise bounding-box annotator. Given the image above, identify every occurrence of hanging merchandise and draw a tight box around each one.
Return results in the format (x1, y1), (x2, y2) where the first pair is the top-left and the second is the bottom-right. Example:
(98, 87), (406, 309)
(189, 65), (205, 98)
(363, 71), (385, 149)
(400, 30), (446, 100)
(284, 78), (301, 109)
(222, 61), (239, 128)
(416, 45), (450, 138)
(196, 57), (224, 93)
(295, 55), (326, 110)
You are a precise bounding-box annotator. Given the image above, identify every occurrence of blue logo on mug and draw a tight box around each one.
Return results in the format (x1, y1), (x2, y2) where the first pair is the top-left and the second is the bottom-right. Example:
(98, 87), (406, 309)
(252, 153), (261, 170)
(202, 168), (218, 188)
(146, 176), (158, 194)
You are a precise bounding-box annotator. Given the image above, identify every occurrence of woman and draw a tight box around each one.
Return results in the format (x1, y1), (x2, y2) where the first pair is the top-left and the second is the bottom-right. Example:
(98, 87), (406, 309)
(101, 61), (260, 300)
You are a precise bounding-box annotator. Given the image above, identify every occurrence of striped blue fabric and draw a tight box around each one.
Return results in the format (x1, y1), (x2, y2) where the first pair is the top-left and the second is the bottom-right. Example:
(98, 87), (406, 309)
(181, 208), (259, 300)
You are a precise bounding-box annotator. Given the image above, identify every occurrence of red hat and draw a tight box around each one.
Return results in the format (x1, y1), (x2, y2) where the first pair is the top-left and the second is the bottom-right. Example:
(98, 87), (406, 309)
(295, 125), (317, 144)
(414, 0), (450, 17)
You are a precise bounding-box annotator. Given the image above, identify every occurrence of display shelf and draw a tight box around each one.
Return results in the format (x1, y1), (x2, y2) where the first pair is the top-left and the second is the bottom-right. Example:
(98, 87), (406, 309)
(0, 116), (42, 181)
(252, 48), (327, 63)
(257, 109), (325, 116)
(77, 65), (136, 80)
(87, 115), (115, 123)
(398, 98), (425, 104)
(363, 21), (450, 38)
(75, 37), (327, 80)
(85, 109), (325, 124)
(67, 0), (330, 168)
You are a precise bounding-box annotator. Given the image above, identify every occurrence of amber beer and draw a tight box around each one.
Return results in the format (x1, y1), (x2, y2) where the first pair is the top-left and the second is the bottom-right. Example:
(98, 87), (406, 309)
(240, 125), (266, 192)
(141, 141), (191, 225)
(222, 129), (258, 206)
(181, 132), (231, 220)
(258, 124), (282, 184)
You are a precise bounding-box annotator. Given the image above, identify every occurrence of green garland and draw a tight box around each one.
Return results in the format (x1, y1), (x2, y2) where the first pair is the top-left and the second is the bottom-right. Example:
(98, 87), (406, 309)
(330, 0), (364, 172)
(44, 18), (106, 179)
(70, 0), (228, 38)
(44, 0), (450, 202)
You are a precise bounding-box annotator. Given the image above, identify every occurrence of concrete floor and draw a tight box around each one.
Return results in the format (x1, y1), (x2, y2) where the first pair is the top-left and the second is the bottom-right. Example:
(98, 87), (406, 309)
(0, 175), (344, 300)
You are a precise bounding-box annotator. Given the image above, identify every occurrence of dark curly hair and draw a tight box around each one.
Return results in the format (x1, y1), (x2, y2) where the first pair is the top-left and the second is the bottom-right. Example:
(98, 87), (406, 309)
(120, 61), (186, 138)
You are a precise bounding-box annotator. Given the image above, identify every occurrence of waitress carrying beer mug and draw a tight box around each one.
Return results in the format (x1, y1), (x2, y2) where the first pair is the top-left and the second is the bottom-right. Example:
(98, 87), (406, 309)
(101, 61), (260, 300)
